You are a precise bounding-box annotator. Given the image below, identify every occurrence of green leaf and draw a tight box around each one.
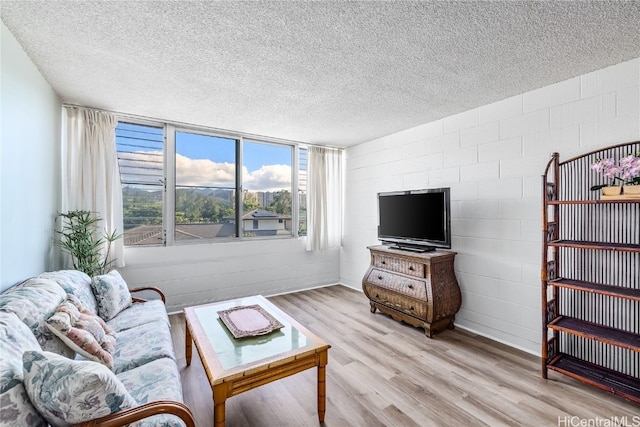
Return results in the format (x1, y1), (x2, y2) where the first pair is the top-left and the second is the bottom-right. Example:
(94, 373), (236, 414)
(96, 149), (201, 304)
(55, 210), (121, 276)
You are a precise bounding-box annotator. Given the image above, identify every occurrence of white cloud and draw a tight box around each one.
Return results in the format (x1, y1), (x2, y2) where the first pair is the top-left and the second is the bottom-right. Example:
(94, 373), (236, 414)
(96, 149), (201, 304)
(243, 164), (292, 192)
(121, 152), (292, 192)
(176, 153), (235, 187)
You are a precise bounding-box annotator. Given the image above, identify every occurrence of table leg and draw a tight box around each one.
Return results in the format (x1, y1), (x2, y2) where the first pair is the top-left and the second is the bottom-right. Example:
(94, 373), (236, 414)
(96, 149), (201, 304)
(185, 322), (192, 366)
(214, 401), (225, 427)
(317, 351), (328, 423)
(213, 384), (228, 427)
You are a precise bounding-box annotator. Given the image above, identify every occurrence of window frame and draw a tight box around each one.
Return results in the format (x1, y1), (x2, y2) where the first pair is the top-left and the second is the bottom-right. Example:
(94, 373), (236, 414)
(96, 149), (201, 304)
(116, 119), (166, 246)
(116, 117), (304, 247)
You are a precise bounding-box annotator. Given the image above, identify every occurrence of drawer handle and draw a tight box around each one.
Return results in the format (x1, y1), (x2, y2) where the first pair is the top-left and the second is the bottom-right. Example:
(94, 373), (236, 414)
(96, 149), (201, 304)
(409, 266), (414, 271)
(407, 284), (413, 289)
(409, 306), (414, 311)
(375, 294), (379, 298)
(378, 275), (383, 280)
(381, 260), (386, 265)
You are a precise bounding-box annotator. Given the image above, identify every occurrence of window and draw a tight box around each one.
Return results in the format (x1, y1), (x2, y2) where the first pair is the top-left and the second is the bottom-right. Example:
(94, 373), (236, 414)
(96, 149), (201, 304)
(242, 140), (292, 238)
(116, 123), (164, 246)
(298, 147), (308, 236)
(175, 131), (237, 242)
(116, 121), (303, 246)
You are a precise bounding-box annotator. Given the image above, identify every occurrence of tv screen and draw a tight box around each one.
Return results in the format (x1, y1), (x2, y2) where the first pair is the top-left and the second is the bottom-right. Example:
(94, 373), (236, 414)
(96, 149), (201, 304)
(377, 188), (451, 251)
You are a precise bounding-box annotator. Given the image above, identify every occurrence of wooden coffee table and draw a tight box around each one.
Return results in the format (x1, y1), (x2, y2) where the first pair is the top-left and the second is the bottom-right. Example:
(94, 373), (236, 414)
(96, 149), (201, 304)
(184, 295), (330, 427)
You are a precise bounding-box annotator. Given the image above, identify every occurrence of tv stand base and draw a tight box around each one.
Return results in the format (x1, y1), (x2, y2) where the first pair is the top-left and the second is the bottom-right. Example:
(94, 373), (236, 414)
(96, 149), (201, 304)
(369, 301), (455, 337)
(362, 245), (461, 338)
(391, 244), (434, 253)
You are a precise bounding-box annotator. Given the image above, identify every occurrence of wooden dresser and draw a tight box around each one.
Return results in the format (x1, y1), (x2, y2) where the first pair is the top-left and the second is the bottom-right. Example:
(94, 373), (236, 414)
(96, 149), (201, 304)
(362, 245), (461, 337)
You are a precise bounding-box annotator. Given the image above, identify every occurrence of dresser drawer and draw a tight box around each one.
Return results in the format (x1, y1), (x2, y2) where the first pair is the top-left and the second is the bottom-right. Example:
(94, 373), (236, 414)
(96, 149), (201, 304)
(366, 286), (427, 319)
(372, 254), (425, 278)
(365, 268), (427, 300)
(363, 245), (461, 338)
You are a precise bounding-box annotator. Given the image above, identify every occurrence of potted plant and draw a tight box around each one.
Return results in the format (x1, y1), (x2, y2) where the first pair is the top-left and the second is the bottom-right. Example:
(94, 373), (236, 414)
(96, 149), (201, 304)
(55, 210), (121, 276)
(590, 151), (640, 197)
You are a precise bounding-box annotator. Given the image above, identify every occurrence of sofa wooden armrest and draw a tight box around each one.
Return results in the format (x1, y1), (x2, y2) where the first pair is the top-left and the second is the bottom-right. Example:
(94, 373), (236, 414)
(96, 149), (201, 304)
(72, 400), (195, 427)
(130, 286), (166, 304)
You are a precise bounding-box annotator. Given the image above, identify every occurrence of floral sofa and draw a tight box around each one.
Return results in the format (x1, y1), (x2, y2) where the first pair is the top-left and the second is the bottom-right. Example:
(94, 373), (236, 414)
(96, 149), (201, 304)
(0, 269), (194, 427)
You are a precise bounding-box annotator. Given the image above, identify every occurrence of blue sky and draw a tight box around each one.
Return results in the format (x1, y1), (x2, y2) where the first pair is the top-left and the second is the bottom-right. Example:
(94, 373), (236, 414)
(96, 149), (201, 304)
(176, 132), (291, 172)
(116, 123), (295, 191)
(116, 123), (291, 171)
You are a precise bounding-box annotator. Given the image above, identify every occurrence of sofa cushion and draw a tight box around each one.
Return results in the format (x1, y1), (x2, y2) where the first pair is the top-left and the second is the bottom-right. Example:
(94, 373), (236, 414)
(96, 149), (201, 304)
(0, 277), (74, 358)
(113, 320), (176, 374)
(117, 358), (186, 427)
(107, 299), (169, 333)
(0, 311), (42, 393)
(39, 269), (97, 314)
(0, 312), (47, 427)
(46, 294), (117, 368)
(91, 270), (132, 321)
(0, 384), (47, 427)
(22, 350), (138, 426)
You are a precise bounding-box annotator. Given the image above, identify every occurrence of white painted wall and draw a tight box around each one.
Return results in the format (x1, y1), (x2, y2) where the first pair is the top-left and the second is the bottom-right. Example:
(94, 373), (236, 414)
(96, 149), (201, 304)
(340, 58), (640, 355)
(120, 237), (339, 313)
(1, 23), (61, 291)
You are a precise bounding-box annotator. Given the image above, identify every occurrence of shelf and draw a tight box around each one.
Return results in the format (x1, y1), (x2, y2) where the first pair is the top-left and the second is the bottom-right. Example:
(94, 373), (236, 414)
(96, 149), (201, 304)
(548, 199), (640, 205)
(542, 143), (640, 404)
(548, 354), (640, 403)
(548, 316), (640, 352)
(549, 278), (640, 302)
(548, 240), (640, 253)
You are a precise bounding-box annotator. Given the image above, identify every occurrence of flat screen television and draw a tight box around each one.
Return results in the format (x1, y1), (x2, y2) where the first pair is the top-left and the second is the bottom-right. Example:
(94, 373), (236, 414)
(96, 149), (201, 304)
(377, 187), (451, 252)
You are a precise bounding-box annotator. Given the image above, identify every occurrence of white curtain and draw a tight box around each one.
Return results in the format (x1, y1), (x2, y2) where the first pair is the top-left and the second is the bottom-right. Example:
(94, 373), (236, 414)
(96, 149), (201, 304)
(306, 146), (343, 251)
(62, 107), (124, 268)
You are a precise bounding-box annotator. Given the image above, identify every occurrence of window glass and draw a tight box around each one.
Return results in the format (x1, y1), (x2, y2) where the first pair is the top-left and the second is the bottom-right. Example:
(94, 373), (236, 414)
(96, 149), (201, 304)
(242, 140), (293, 238)
(175, 131), (237, 241)
(298, 147), (308, 236)
(117, 121), (304, 246)
(116, 122), (164, 246)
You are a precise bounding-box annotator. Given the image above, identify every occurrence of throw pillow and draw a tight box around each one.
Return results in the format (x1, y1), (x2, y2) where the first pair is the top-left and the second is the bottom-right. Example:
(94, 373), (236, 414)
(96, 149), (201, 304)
(22, 350), (137, 426)
(46, 294), (116, 368)
(91, 270), (132, 321)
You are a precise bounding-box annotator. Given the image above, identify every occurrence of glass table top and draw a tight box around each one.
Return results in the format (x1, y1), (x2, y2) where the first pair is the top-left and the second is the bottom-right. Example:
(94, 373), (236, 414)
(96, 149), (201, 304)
(193, 297), (309, 371)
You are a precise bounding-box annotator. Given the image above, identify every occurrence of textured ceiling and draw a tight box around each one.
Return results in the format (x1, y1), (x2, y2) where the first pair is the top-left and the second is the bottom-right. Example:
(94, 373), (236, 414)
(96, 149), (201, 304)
(2, 1), (640, 147)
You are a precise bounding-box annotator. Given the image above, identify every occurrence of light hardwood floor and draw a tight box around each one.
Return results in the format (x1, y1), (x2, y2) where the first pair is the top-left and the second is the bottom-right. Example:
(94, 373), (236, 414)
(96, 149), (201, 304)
(170, 285), (639, 427)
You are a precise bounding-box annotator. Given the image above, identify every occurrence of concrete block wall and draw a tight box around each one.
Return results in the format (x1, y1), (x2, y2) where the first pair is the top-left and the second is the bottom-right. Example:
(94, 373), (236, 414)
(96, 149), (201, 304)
(340, 58), (640, 354)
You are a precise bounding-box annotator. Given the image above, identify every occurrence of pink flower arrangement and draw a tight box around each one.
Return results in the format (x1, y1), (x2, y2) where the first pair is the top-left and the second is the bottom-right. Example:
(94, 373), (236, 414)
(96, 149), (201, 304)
(590, 152), (640, 190)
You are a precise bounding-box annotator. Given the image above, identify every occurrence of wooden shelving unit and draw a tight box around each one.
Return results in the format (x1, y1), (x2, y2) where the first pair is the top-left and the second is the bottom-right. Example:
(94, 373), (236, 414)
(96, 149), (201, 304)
(549, 278), (640, 301)
(548, 317), (640, 351)
(541, 141), (640, 404)
(548, 240), (640, 252)
(548, 355), (640, 402)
